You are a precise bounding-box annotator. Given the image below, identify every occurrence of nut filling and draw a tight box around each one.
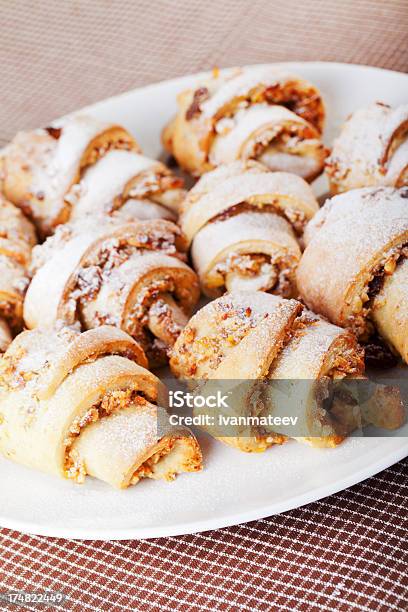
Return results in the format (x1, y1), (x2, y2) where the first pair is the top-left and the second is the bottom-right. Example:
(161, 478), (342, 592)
(64, 390), (148, 482)
(81, 137), (134, 168)
(120, 170), (183, 209)
(187, 82), (324, 133)
(214, 252), (295, 297)
(209, 201), (308, 235)
(351, 244), (408, 337)
(67, 236), (182, 325)
(262, 314), (364, 442)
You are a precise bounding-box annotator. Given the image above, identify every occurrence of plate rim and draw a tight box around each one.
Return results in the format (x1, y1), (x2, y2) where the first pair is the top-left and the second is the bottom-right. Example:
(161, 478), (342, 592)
(2, 440), (407, 540)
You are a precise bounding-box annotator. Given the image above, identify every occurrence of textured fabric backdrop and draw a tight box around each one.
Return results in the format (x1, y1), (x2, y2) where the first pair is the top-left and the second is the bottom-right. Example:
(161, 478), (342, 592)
(0, 0), (407, 145)
(0, 1), (408, 610)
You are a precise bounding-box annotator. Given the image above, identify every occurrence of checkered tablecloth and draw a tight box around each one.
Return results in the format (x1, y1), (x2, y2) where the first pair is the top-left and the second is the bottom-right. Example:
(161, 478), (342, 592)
(0, 1), (407, 609)
(1, 459), (407, 610)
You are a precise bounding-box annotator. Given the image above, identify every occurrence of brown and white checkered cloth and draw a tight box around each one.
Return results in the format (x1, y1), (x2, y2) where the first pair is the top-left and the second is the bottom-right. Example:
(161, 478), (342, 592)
(0, 1), (408, 609)
(1, 459), (407, 610)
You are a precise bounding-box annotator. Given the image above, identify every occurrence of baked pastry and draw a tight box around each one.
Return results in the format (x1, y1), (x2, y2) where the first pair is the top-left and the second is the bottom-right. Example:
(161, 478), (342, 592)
(180, 160), (319, 297)
(0, 320), (12, 354)
(163, 66), (327, 180)
(67, 149), (185, 223)
(326, 102), (408, 194)
(1, 114), (139, 236)
(24, 218), (200, 365)
(169, 292), (403, 451)
(0, 326), (202, 488)
(298, 187), (408, 362)
(0, 196), (37, 351)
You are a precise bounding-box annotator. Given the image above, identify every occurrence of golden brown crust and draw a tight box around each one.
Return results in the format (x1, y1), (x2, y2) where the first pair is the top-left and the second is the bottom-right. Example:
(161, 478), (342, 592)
(170, 291), (303, 381)
(0, 196), (37, 338)
(4, 325), (148, 399)
(0, 326), (202, 488)
(24, 217), (199, 366)
(326, 103), (408, 194)
(297, 187), (408, 363)
(180, 161), (318, 298)
(163, 67), (326, 178)
(171, 292), (371, 451)
(68, 149), (185, 224)
(2, 115), (139, 236)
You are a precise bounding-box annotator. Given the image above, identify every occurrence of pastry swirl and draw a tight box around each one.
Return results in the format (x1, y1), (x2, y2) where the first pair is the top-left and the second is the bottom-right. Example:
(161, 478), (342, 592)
(67, 149), (185, 224)
(0, 326), (202, 488)
(170, 291), (397, 451)
(0, 196), (37, 350)
(180, 161), (318, 297)
(24, 218), (200, 365)
(163, 66), (327, 180)
(298, 186), (408, 362)
(326, 102), (408, 194)
(1, 114), (139, 236)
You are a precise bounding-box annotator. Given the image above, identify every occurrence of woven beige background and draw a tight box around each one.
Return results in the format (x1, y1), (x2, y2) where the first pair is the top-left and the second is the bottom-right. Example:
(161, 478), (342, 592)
(1, 0), (407, 146)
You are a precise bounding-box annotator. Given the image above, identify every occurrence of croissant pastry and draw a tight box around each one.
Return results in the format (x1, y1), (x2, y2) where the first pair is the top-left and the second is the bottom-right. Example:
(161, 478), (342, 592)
(326, 102), (408, 194)
(180, 160), (319, 297)
(170, 291), (398, 451)
(67, 149), (185, 224)
(0, 326), (202, 488)
(298, 186), (408, 363)
(1, 114), (139, 236)
(163, 66), (327, 180)
(0, 196), (37, 352)
(24, 218), (200, 365)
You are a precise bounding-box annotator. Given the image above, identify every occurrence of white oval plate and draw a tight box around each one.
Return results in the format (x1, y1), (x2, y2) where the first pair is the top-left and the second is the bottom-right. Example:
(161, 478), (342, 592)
(1, 62), (407, 540)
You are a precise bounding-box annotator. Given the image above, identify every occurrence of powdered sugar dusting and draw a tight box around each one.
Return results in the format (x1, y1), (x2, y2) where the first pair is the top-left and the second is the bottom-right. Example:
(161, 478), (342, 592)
(199, 67), (318, 120)
(181, 164), (318, 242)
(326, 102), (408, 191)
(298, 186), (408, 331)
